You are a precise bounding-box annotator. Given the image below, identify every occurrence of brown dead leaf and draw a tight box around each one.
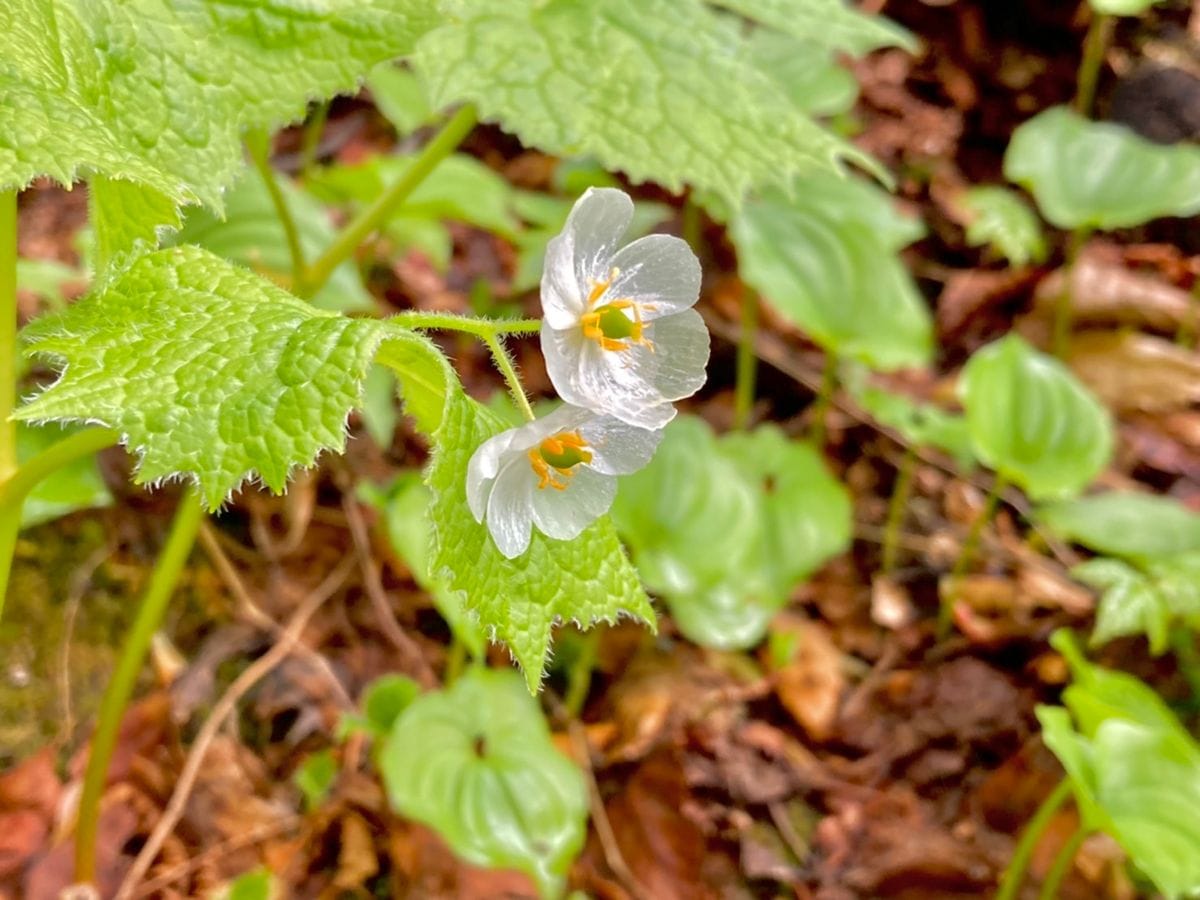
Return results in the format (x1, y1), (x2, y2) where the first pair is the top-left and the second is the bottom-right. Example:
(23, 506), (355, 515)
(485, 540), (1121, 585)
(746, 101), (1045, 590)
(870, 577), (917, 631)
(0, 750), (60, 821)
(1034, 253), (1195, 332)
(1070, 331), (1200, 414)
(767, 619), (846, 743)
(332, 811), (379, 892)
(0, 811), (45, 880)
(24, 787), (142, 899)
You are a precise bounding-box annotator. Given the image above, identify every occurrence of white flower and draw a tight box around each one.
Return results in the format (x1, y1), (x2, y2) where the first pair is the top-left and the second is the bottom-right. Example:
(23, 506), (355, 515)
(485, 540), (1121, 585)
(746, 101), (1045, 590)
(540, 187), (710, 430)
(466, 404), (662, 559)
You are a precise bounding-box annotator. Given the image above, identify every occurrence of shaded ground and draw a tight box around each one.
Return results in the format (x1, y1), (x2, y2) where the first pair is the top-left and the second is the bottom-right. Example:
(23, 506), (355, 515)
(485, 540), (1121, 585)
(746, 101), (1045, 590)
(4, 1), (1200, 897)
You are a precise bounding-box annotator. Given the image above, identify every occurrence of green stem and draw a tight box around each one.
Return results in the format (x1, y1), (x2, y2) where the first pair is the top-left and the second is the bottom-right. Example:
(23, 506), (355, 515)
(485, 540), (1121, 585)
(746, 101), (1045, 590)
(444, 636), (467, 685)
(298, 104), (478, 299)
(995, 777), (1073, 900)
(810, 353), (838, 447)
(940, 472), (1009, 638)
(680, 195), (702, 255)
(393, 311), (542, 339)
(1074, 11), (1114, 118)
(298, 101), (330, 177)
(74, 489), (205, 886)
(1053, 227), (1090, 360)
(247, 131), (306, 289)
(732, 290), (758, 431)
(483, 333), (535, 422)
(1171, 628), (1200, 700)
(0, 427), (120, 617)
(1037, 825), (1087, 900)
(1, 189), (17, 483)
(564, 630), (599, 719)
(881, 446), (916, 575)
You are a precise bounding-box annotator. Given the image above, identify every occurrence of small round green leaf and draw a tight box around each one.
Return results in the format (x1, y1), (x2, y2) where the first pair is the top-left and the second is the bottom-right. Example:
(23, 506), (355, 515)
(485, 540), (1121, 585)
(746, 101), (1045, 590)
(380, 669), (587, 898)
(960, 334), (1113, 501)
(731, 183), (931, 370)
(1004, 106), (1200, 230)
(1037, 492), (1200, 561)
(960, 185), (1047, 267)
(1089, 0), (1163, 14)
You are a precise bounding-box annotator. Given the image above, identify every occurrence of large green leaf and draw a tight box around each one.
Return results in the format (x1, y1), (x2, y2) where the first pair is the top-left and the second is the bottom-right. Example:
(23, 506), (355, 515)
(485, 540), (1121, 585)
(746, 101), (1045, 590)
(730, 181), (932, 370)
(1004, 107), (1200, 231)
(17, 246), (649, 687)
(846, 373), (975, 466)
(613, 417), (850, 649)
(959, 334), (1112, 501)
(1037, 492), (1200, 562)
(1071, 556), (1200, 654)
(17, 423), (112, 529)
(1038, 631), (1200, 899)
(960, 185), (1047, 267)
(173, 172), (372, 313)
(412, 0), (880, 206)
(707, 0), (915, 54)
(1, 0), (437, 207)
(380, 668), (588, 898)
(743, 30), (859, 118)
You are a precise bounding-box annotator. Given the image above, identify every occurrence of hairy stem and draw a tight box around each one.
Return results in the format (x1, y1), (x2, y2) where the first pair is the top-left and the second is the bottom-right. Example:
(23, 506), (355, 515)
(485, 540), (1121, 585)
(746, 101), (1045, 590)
(1053, 226), (1090, 360)
(0, 427), (121, 616)
(393, 311), (542, 339)
(564, 629), (599, 719)
(881, 446), (916, 574)
(0, 189), (17, 483)
(299, 104), (478, 298)
(1075, 10), (1114, 118)
(994, 777), (1073, 900)
(940, 472), (1008, 638)
(74, 489), (205, 886)
(247, 131), (306, 290)
(298, 101), (330, 177)
(1172, 628), (1200, 700)
(483, 333), (536, 422)
(810, 352), (838, 447)
(732, 290), (759, 431)
(1038, 825), (1087, 900)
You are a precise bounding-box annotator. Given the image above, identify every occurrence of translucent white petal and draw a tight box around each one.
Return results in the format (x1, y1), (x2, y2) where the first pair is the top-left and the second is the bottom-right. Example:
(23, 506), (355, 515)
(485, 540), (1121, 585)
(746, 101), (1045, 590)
(607, 233), (701, 320)
(466, 426), (524, 522)
(485, 458), (538, 559)
(580, 416), (663, 475)
(530, 466), (616, 542)
(644, 308), (711, 402)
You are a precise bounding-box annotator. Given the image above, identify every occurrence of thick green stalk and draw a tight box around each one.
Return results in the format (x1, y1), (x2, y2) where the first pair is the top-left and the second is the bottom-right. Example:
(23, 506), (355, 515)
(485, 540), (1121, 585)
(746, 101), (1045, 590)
(564, 630), (599, 719)
(1037, 826), (1087, 900)
(74, 489), (205, 885)
(298, 104), (478, 298)
(247, 132), (306, 289)
(1172, 628), (1200, 701)
(881, 446), (916, 574)
(394, 311), (542, 339)
(0, 189), (17, 483)
(298, 101), (331, 177)
(732, 290), (759, 431)
(1053, 227), (1090, 360)
(994, 777), (1073, 900)
(483, 333), (536, 422)
(1074, 11), (1114, 118)
(940, 472), (1008, 638)
(810, 353), (838, 447)
(0, 428), (121, 615)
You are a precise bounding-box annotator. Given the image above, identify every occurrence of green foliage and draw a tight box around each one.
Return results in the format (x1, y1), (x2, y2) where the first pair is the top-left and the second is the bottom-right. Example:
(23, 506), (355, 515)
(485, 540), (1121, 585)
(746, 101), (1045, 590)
(367, 63), (435, 136)
(174, 173), (373, 313)
(412, 0), (885, 206)
(960, 185), (1047, 267)
(708, 0), (915, 53)
(219, 868), (276, 900)
(338, 674), (422, 741)
(16, 246), (393, 509)
(730, 176), (931, 370)
(1004, 107), (1200, 231)
(16, 424), (112, 529)
(1037, 493), (1200, 562)
(379, 668), (588, 898)
(1089, 0), (1163, 14)
(1038, 630), (1200, 898)
(1072, 555), (1200, 654)
(613, 417), (851, 649)
(959, 334), (1112, 501)
(847, 374), (974, 466)
(0, 0), (437, 207)
(293, 749), (338, 812)
(358, 473), (485, 658)
(88, 177), (182, 278)
(744, 30), (860, 117)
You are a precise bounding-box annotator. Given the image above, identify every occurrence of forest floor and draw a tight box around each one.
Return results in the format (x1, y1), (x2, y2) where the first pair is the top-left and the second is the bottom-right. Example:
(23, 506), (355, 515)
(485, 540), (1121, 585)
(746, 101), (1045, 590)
(3, 1), (1200, 898)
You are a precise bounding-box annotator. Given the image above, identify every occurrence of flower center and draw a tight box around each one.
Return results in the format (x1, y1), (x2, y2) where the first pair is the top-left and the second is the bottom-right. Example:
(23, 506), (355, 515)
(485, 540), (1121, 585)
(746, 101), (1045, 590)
(580, 268), (655, 353)
(528, 430), (592, 491)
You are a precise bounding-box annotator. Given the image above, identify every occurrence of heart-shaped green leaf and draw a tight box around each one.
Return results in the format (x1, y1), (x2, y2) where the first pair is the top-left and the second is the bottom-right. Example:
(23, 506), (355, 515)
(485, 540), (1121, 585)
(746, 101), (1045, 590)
(1004, 106), (1200, 230)
(730, 180), (932, 370)
(959, 334), (1113, 501)
(1037, 492), (1200, 561)
(847, 374), (975, 466)
(960, 185), (1047, 267)
(380, 669), (588, 898)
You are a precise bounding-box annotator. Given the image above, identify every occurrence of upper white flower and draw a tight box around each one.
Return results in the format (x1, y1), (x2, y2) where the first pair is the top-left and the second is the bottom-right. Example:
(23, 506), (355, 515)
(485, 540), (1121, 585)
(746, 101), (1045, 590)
(540, 188), (710, 430)
(466, 404), (662, 559)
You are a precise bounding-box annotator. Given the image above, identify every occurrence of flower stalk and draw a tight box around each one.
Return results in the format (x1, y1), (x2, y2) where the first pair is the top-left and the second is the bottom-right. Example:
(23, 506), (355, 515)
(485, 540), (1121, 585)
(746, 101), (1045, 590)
(733, 289), (759, 431)
(1, 189), (17, 483)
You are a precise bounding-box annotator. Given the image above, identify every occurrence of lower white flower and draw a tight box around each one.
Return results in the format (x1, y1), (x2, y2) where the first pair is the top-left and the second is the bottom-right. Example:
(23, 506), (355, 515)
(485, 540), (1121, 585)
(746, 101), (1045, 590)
(467, 404), (662, 559)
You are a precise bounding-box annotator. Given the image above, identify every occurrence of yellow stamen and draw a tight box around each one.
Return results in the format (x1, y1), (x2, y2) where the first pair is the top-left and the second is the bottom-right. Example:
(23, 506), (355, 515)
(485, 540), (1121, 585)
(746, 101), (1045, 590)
(581, 267), (655, 353)
(528, 430), (592, 491)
